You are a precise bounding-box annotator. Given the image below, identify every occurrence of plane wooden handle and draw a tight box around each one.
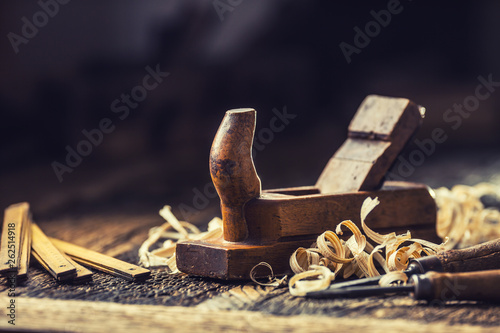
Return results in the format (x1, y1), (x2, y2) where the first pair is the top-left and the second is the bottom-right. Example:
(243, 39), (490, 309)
(414, 270), (500, 302)
(210, 109), (261, 242)
(437, 238), (500, 273)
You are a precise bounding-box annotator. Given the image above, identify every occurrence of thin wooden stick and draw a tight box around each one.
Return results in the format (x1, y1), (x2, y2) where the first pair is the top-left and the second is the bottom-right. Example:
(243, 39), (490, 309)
(50, 237), (150, 282)
(31, 223), (77, 281)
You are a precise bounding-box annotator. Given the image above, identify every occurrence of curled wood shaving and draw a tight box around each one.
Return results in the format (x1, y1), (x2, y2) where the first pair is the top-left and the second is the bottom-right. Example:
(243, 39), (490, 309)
(289, 247), (321, 273)
(434, 182), (500, 249)
(289, 181), (500, 295)
(289, 265), (335, 296)
(360, 197), (395, 245)
(379, 271), (408, 287)
(316, 231), (353, 267)
(289, 196), (446, 295)
(249, 262), (287, 287)
(336, 220), (366, 256)
(138, 206), (223, 272)
(138, 182), (498, 294)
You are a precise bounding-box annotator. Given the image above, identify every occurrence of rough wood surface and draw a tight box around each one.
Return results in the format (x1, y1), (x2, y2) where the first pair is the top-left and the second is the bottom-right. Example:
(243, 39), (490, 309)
(1, 296), (497, 333)
(0, 212), (498, 332)
(248, 181), (437, 239)
(0, 215), (234, 307)
(420, 270), (500, 302)
(1, 150), (500, 331)
(437, 238), (500, 273)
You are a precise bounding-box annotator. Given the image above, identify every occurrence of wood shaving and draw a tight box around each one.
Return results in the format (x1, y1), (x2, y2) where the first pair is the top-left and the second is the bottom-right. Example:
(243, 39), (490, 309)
(138, 206), (223, 273)
(289, 247), (322, 273)
(288, 182), (500, 295)
(378, 271), (408, 286)
(434, 182), (500, 249)
(139, 182), (500, 294)
(289, 265), (335, 296)
(249, 262), (287, 287)
(288, 197), (446, 295)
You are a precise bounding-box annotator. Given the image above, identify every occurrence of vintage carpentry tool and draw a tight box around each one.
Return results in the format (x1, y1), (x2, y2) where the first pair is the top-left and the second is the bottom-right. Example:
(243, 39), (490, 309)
(32, 223), (93, 283)
(31, 222), (78, 282)
(0, 203), (31, 276)
(306, 269), (500, 303)
(17, 212), (32, 280)
(176, 95), (438, 280)
(62, 253), (94, 284)
(1, 202), (149, 283)
(50, 237), (151, 282)
(327, 238), (500, 289)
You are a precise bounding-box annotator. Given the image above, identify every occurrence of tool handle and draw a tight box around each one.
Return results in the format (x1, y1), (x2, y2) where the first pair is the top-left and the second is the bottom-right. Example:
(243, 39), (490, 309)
(413, 270), (500, 302)
(437, 238), (500, 273)
(210, 109), (261, 242)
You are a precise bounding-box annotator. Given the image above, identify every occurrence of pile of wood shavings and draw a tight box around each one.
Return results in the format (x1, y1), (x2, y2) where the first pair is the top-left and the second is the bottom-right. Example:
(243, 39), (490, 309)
(138, 206), (223, 273)
(288, 197), (446, 296)
(434, 182), (500, 249)
(138, 182), (500, 292)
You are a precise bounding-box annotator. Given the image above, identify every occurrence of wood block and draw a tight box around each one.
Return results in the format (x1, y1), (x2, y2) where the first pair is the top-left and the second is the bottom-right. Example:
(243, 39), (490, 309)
(317, 95), (424, 193)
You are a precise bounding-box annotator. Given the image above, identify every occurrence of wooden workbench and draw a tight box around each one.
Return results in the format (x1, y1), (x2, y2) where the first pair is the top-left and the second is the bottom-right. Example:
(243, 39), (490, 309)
(0, 151), (499, 332)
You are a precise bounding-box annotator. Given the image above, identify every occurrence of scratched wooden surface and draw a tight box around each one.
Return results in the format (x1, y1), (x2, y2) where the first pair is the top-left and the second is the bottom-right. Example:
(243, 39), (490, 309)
(1, 151), (500, 332)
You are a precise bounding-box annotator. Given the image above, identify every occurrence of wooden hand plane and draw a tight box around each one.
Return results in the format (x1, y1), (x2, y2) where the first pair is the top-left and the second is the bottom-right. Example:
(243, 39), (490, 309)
(176, 95), (438, 280)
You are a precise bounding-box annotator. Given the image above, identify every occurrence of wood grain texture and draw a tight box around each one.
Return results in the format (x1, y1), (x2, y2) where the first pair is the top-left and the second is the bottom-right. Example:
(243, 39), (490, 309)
(0, 296), (497, 333)
(317, 95), (423, 193)
(415, 270), (500, 302)
(31, 223), (77, 281)
(176, 238), (313, 280)
(62, 253), (93, 284)
(0, 202), (29, 274)
(0, 211), (498, 330)
(17, 216), (32, 280)
(176, 181), (439, 279)
(210, 109), (261, 242)
(50, 237), (150, 282)
(246, 181), (437, 241)
(437, 238), (500, 273)
(177, 180), (437, 279)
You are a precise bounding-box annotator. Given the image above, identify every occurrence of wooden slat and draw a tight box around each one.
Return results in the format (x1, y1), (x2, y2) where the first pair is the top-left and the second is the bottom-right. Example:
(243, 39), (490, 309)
(0, 202), (29, 274)
(63, 254), (93, 284)
(50, 237), (150, 282)
(17, 216), (32, 280)
(31, 223), (77, 281)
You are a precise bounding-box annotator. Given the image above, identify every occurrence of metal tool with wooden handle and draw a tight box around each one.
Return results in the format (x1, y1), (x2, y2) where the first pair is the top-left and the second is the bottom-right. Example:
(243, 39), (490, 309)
(329, 238), (500, 289)
(307, 269), (500, 303)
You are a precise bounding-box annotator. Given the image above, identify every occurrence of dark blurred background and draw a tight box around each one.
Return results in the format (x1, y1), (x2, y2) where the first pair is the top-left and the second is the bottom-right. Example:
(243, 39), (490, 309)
(1, 0), (500, 221)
